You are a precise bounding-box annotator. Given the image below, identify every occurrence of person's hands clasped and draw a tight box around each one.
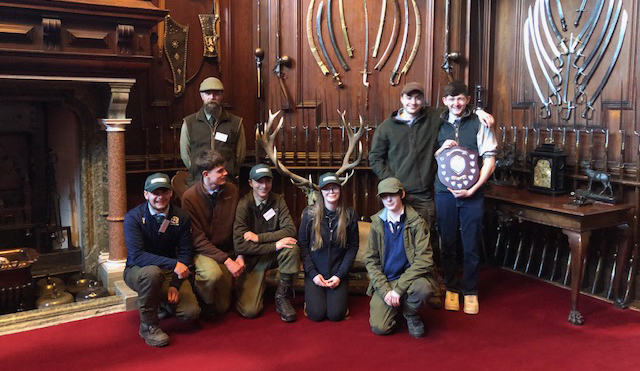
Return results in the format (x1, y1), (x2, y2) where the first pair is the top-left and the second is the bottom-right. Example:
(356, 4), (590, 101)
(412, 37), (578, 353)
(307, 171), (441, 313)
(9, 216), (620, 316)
(384, 290), (401, 307)
(276, 237), (297, 251)
(448, 187), (475, 199)
(168, 287), (179, 304)
(313, 274), (328, 287)
(174, 261), (190, 279)
(225, 257), (245, 278)
(325, 275), (341, 289)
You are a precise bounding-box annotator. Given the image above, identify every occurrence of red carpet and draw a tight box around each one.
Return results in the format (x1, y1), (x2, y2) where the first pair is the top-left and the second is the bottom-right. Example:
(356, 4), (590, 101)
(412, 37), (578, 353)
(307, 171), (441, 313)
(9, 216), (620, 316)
(2, 269), (639, 371)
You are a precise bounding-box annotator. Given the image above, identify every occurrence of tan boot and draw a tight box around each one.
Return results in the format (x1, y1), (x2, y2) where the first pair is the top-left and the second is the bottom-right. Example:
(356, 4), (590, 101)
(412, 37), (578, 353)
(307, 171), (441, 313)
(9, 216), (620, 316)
(463, 295), (479, 315)
(444, 291), (460, 311)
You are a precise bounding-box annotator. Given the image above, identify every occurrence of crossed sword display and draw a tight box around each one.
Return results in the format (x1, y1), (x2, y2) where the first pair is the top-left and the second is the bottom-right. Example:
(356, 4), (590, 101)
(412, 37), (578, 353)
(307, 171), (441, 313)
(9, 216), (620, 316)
(524, 0), (628, 121)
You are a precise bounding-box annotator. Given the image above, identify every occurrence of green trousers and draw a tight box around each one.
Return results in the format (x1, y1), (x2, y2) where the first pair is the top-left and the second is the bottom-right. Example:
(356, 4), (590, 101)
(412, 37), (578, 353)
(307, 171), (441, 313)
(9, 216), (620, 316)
(369, 276), (434, 335)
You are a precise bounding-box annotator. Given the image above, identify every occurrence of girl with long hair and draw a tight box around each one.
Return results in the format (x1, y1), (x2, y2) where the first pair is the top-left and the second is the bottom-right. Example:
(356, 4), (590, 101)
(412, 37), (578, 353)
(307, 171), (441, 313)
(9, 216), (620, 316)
(298, 172), (359, 321)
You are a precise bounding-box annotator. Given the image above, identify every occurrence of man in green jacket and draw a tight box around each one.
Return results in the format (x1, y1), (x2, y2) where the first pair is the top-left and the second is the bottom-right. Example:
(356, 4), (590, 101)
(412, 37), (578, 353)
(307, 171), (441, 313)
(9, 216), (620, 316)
(180, 77), (246, 186)
(365, 178), (436, 338)
(233, 164), (299, 322)
(368, 82), (494, 228)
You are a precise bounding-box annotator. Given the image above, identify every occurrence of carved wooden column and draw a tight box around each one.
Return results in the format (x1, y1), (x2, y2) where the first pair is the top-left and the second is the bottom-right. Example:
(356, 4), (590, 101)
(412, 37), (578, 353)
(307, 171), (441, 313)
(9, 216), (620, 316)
(99, 80), (134, 292)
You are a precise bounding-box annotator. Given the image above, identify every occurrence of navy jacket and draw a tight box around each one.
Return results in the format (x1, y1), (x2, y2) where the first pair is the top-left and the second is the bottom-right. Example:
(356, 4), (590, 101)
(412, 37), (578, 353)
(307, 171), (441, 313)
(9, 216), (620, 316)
(124, 203), (193, 280)
(298, 206), (359, 280)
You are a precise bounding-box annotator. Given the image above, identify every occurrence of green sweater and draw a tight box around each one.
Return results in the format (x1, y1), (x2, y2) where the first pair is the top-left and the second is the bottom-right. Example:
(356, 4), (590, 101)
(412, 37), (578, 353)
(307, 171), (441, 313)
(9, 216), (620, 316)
(365, 205), (434, 298)
(368, 107), (443, 194)
(233, 192), (297, 255)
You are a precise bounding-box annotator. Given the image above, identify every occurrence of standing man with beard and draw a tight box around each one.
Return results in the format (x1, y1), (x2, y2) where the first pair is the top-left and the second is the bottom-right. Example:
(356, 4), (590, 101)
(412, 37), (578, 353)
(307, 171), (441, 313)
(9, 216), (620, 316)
(180, 77), (246, 186)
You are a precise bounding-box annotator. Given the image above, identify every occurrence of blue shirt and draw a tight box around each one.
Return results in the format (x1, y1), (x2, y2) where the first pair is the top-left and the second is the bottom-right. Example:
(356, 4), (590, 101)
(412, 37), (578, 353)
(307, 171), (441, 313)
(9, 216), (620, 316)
(382, 210), (410, 281)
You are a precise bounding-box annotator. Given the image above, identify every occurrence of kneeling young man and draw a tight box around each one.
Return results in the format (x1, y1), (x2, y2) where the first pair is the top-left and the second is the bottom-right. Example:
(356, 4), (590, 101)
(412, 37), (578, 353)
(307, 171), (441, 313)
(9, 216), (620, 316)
(365, 178), (436, 338)
(124, 173), (200, 347)
(434, 81), (496, 315)
(181, 150), (242, 318)
(233, 164), (299, 321)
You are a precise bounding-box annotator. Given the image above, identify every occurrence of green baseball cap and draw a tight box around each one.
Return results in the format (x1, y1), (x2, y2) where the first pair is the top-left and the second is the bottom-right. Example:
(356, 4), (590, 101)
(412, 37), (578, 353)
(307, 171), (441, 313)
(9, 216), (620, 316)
(249, 164), (273, 180)
(377, 177), (404, 196)
(144, 173), (172, 192)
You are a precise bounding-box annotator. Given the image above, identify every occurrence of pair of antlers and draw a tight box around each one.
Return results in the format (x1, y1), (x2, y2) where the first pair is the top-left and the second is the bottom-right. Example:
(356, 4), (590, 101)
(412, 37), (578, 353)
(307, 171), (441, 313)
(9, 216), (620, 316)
(256, 109), (364, 195)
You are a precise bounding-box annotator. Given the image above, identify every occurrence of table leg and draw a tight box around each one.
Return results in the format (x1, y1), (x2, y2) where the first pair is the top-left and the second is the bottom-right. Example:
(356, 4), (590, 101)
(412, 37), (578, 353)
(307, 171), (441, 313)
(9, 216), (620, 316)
(562, 229), (591, 326)
(613, 223), (632, 308)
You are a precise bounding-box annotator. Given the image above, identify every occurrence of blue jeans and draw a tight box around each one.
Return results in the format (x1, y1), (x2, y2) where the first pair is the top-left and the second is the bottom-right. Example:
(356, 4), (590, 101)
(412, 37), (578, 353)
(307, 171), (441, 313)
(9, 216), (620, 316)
(435, 191), (484, 295)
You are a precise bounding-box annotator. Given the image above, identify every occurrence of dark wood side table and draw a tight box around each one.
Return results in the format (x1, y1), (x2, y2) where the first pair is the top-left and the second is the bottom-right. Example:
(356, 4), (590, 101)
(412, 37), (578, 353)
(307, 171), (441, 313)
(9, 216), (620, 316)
(485, 185), (634, 325)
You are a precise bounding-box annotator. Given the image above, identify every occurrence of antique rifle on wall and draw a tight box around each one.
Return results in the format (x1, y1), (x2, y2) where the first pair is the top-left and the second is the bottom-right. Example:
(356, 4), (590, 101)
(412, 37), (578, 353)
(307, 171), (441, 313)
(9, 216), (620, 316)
(307, 0), (330, 77)
(361, 0), (371, 109)
(317, 1), (344, 87)
(339, 0), (354, 57)
(273, 0), (293, 110)
(372, 0), (387, 58)
(255, 0), (264, 99)
(374, 0), (399, 71)
(441, 0), (460, 80)
(389, 0), (409, 86)
(327, 0), (350, 71)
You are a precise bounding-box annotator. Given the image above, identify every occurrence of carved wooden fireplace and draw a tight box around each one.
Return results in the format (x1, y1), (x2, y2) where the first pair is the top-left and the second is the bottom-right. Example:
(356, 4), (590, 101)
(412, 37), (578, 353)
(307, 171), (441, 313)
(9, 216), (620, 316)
(0, 0), (166, 301)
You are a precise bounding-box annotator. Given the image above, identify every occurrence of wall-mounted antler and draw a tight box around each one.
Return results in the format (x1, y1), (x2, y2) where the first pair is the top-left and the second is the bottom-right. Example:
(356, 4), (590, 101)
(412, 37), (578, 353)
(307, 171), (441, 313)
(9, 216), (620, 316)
(335, 109), (364, 185)
(256, 109), (364, 204)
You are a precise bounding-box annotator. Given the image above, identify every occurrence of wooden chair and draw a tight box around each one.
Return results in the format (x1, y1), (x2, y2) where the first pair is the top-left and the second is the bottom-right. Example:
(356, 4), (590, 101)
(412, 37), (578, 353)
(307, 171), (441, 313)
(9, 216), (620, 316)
(171, 170), (189, 206)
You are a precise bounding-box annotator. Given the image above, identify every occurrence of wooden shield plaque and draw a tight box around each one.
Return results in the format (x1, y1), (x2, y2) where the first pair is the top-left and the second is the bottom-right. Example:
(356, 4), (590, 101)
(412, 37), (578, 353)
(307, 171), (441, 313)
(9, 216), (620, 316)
(436, 146), (480, 190)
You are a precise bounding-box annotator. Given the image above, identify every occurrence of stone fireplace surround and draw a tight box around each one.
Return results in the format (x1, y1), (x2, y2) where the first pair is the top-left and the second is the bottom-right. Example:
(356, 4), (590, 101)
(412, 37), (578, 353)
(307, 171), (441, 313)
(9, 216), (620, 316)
(0, 0), (167, 331)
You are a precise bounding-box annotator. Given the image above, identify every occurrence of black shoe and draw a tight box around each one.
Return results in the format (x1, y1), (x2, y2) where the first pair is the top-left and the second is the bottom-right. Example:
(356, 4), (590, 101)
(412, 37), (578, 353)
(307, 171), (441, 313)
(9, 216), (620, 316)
(139, 322), (170, 347)
(157, 305), (173, 320)
(427, 296), (443, 310)
(404, 314), (426, 338)
(275, 278), (297, 322)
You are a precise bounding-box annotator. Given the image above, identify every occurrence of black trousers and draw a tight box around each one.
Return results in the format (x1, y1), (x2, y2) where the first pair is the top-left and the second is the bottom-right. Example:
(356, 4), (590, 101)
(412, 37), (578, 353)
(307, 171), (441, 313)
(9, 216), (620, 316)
(304, 277), (349, 322)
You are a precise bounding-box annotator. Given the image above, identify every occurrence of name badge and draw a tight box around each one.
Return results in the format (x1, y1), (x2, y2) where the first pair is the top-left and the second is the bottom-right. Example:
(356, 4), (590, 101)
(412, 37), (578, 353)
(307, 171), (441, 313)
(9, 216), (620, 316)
(263, 208), (276, 221)
(158, 219), (170, 233)
(214, 131), (228, 142)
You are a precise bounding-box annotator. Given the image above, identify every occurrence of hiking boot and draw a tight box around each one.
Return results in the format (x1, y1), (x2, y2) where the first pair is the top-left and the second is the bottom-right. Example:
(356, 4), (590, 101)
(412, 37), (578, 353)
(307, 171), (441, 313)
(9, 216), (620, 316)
(444, 291), (460, 311)
(403, 313), (426, 338)
(139, 322), (170, 347)
(275, 276), (296, 322)
(463, 295), (479, 315)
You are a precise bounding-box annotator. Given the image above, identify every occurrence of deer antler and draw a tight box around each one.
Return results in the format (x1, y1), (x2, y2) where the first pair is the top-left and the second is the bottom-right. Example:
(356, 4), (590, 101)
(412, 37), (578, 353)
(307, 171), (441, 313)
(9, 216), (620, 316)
(256, 109), (363, 203)
(256, 110), (318, 193)
(335, 110), (364, 185)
